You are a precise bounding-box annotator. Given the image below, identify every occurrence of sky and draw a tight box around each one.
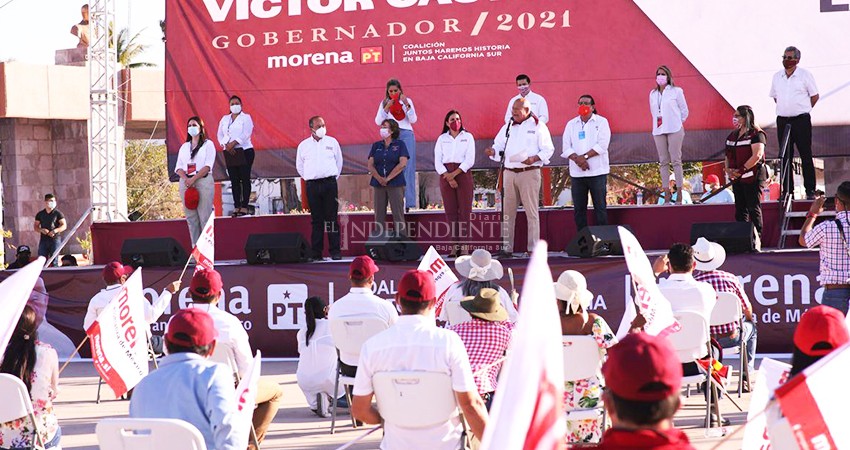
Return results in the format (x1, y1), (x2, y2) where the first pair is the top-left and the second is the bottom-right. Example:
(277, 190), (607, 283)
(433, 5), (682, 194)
(0, 0), (165, 66)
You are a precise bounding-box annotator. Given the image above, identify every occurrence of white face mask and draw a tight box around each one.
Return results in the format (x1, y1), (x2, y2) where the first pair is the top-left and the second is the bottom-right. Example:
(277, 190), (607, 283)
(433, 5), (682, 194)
(704, 184), (713, 192)
(656, 74), (668, 86)
(379, 128), (391, 139)
(188, 126), (200, 137)
(47, 200), (57, 209)
(230, 104), (242, 114)
(732, 117), (740, 128)
(313, 126), (326, 139)
(517, 84), (531, 96)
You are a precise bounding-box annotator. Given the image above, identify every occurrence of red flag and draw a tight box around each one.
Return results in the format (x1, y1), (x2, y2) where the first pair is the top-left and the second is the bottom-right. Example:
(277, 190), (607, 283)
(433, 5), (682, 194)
(191, 215), (215, 272)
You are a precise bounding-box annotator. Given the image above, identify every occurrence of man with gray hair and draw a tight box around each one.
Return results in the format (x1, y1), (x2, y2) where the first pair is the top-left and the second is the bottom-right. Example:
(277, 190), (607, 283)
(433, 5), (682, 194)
(769, 45), (819, 199)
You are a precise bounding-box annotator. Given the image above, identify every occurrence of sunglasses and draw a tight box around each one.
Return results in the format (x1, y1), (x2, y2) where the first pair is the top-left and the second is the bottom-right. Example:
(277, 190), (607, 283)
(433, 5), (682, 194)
(782, 56), (798, 60)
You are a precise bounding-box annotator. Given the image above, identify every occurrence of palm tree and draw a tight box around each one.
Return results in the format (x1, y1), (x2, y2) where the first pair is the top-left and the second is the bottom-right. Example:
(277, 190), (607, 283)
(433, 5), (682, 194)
(108, 24), (156, 68)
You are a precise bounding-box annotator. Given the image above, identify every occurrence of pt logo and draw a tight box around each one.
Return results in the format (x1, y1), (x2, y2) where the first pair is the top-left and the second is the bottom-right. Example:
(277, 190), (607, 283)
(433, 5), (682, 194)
(267, 284), (308, 330)
(361, 47), (383, 64)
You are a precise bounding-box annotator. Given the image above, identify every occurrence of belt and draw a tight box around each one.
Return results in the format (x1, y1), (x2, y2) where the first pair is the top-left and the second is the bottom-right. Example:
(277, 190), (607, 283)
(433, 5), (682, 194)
(505, 166), (541, 173)
(825, 284), (850, 289)
(307, 176), (336, 183)
(777, 113), (810, 120)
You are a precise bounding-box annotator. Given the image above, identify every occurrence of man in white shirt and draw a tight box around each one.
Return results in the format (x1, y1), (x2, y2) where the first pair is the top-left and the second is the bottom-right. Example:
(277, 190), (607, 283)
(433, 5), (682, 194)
(485, 98), (555, 256)
(352, 270), (488, 449)
(504, 74), (549, 124)
(83, 262), (178, 330)
(296, 115), (344, 261)
(562, 94), (611, 232)
(186, 268), (282, 449)
(700, 174), (735, 204)
(654, 243), (717, 320)
(328, 255), (399, 377)
(769, 45), (819, 199)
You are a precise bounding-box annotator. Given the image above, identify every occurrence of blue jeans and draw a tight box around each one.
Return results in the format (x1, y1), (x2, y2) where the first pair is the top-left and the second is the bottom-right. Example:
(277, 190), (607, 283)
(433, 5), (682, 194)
(571, 174), (608, 231)
(822, 287), (850, 316)
(398, 129), (416, 209)
(715, 320), (757, 372)
(38, 236), (61, 266)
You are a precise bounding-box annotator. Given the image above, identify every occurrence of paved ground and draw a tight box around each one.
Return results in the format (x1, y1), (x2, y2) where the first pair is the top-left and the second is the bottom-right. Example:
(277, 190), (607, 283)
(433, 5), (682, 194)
(53, 358), (763, 449)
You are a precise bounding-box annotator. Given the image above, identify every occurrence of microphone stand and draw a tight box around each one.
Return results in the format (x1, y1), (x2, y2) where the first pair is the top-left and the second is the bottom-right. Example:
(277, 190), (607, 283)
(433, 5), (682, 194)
(496, 119), (513, 256)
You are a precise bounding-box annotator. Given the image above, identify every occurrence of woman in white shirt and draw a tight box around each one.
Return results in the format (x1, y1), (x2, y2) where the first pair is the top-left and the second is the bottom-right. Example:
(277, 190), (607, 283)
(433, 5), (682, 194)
(375, 79), (418, 211)
(216, 95), (255, 217)
(435, 110), (476, 257)
(175, 116), (216, 244)
(650, 65), (689, 204)
(296, 297), (343, 418)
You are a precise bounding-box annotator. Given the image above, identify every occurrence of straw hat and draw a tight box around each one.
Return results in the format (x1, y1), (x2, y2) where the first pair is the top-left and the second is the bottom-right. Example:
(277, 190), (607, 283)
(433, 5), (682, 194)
(455, 249), (503, 281)
(460, 288), (508, 322)
(554, 270), (593, 312)
(692, 237), (726, 272)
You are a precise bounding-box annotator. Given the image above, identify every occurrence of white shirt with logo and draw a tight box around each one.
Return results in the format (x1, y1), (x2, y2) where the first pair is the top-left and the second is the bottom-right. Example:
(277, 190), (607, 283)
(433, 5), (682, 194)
(489, 117), (555, 170)
(434, 130), (476, 174)
(561, 114), (612, 178)
(296, 135), (343, 180)
(504, 91), (549, 124)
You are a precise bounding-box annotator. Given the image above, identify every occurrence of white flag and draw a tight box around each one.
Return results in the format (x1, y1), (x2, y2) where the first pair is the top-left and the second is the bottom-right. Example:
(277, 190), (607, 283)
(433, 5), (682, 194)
(235, 351), (262, 434)
(481, 241), (565, 450)
(191, 215), (215, 272)
(0, 258), (45, 356)
(86, 269), (149, 397)
(615, 227), (680, 339)
(742, 358), (791, 449)
(418, 246), (458, 301)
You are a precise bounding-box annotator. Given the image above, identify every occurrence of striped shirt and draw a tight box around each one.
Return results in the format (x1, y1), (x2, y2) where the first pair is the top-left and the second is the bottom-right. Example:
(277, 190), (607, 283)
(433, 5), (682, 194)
(805, 211), (850, 286)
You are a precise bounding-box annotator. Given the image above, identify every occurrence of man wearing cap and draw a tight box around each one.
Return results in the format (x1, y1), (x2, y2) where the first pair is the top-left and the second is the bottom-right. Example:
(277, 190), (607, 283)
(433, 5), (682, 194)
(692, 237), (757, 379)
(187, 268), (282, 448)
(6, 245), (32, 269)
(699, 174), (735, 204)
(130, 308), (248, 450)
(328, 255), (399, 377)
(83, 262), (179, 330)
(448, 288), (513, 410)
(799, 181), (850, 315)
(352, 270), (488, 448)
(596, 333), (695, 449)
(438, 249), (518, 325)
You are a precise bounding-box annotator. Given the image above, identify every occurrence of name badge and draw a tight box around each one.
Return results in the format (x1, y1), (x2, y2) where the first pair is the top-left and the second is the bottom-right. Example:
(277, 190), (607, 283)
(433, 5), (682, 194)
(578, 131), (586, 140)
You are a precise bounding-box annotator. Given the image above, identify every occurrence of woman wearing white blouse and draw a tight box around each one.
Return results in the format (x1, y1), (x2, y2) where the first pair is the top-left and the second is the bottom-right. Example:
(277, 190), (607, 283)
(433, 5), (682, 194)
(296, 297), (343, 417)
(217, 95), (255, 217)
(650, 65), (689, 204)
(435, 110), (476, 257)
(175, 116), (216, 243)
(375, 79), (418, 211)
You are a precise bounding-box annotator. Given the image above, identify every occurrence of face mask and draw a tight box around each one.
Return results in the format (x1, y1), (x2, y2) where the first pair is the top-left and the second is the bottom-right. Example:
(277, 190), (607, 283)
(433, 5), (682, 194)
(732, 117), (740, 128)
(704, 184), (713, 192)
(782, 59), (798, 70)
(230, 104), (242, 114)
(380, 128), (391, 139)
(47, 201), (57, 209)
(314, 126), (326, 138)
(656, 74), (668, 86)
(188, 126), (200, 137)
(449, 121), (462, 132)
(578, 105), (592, 116)
(517, 85), (531, 96)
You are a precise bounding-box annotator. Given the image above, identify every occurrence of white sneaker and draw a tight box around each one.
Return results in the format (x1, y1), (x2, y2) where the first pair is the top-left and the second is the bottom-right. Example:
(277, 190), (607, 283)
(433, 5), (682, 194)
(315, 394), (329, 418)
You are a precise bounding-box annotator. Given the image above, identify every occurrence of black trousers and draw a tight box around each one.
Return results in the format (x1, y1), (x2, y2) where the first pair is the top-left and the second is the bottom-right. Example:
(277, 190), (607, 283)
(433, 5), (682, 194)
(776, 113), (815, 195)
(571, 174), (608, 232)
(732, 181), (763, 234)
(227, 148), (255, 209)
(306, 177), (341, 257)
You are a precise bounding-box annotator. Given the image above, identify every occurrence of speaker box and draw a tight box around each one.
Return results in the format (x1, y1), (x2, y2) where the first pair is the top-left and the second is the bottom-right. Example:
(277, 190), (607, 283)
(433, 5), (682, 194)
(245, 233), (308, 264)
(121, 238), (189, 267)
(566, 225), (634, 258)
(690, 222), (755, 254)
(365, 232), (422, 262)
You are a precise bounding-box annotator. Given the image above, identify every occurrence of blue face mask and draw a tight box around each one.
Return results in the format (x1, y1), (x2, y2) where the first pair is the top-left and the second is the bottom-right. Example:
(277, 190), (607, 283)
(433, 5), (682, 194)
(188, 126), (200, 137)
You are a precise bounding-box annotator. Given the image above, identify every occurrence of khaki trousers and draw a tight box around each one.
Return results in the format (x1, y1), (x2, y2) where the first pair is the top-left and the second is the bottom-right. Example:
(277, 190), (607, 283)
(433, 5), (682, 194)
(502, 169), (541, 253)
(250, 377), (283, 448)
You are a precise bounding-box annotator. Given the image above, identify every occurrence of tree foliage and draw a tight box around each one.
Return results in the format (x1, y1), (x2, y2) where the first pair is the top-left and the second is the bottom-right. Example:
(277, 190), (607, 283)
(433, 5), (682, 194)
(108, 24), (155, 68)
(125, 141), (183, 220)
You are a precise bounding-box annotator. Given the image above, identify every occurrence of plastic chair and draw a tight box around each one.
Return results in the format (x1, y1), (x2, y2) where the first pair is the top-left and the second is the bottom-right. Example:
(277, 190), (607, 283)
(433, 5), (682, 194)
(562, 336), (606, 426)
(445, 301), (472, 326)
(710, 291), (750, 397)
(667, 311), (715, 429)
(96, 418), (207, 450)
(0, 374), (46, 449)
(209, 339), (241, 384)
(372, 371), (458, 428)
(328, 316), (391, 433)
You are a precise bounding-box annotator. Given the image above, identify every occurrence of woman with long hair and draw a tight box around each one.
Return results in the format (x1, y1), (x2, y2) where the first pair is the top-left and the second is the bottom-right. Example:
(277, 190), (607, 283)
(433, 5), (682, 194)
(435, 110), (475, 257)
(725, 105), (767, 247)
(296, 297), (343, 417)
(650, 65), (689, 204)
(367, 119), (409, 236)
(176, 115), (216, 243)
(0, 306), (61, 449)
(375, 79), (418, 211)
(216, 95), (255, 217)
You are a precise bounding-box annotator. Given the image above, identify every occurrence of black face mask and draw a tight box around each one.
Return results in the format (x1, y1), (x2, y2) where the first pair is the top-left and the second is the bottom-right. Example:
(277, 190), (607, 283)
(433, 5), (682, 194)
(783, 59), (798, 69)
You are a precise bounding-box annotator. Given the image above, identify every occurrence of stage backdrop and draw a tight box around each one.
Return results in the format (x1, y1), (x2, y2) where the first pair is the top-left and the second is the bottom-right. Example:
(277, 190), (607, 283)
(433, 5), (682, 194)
(9, 250), (824, 359)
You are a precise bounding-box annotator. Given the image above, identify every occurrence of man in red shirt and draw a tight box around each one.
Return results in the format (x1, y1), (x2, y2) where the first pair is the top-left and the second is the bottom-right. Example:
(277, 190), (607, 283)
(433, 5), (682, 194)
(594, 333), (695, 449)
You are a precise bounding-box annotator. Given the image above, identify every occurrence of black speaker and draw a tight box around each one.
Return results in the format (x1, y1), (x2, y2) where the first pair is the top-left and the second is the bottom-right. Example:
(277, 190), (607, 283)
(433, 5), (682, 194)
(690, 222), (754, 254)
(121, 238), (188, 267)
(365, 232), (422, 262)
(245, 233), (308, 264)
(566, 225), (634, 258)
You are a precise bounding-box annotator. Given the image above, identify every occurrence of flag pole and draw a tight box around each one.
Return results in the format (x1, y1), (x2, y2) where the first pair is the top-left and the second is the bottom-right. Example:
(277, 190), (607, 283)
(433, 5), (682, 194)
(177, 253), (195, 282)
(58, 336), (89, 376)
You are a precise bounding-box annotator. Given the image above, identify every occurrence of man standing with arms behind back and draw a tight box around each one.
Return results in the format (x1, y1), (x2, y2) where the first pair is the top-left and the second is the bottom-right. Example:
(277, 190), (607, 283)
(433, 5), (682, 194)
(769, 45), (819, 199)
(34, 193), (67, 265)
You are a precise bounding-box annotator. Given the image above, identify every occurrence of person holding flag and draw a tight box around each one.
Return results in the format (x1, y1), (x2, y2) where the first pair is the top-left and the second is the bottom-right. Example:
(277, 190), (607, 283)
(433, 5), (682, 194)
(437, 249), (518, 325)
(83, 262), (179, 331)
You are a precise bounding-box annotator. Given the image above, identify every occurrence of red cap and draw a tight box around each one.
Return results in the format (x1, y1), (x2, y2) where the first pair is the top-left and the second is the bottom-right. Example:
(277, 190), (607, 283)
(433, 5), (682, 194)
(184, 186), (200, 210)
(793, 306), (850, 356)
(706, 174), (720, 185)
(190, 268), (223, 298)
(165, 308), (217, 347)
(103, 262), (133, 284)
(397, 270), (436, 303)
(350, 255), (380, 279)
(602, 333), (683, 402)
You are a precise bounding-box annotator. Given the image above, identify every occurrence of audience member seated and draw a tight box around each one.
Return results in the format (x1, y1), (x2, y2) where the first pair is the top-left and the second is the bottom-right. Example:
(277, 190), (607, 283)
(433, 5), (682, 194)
(28, 278), (79, 360)
(692, 237), (758, 379)
(789, 305), (849, 377)
(130, 308), (247, 450)
(657, 180), (693, 205)
(352, 270), (489, 449)
(6, 245), (32, 270)
(83, 262), (178, 330)
(187, 268), (282, 449)
(328, 255), (398, 378)
(447, 288), (513, 410)
(596, 333), (695, 449)
(556, 270), (617, 444)
(699, 174), (735, 204)
(297, 296), (344, 418)
(60, 255), (78, 267)
(437, 249), (518, 325)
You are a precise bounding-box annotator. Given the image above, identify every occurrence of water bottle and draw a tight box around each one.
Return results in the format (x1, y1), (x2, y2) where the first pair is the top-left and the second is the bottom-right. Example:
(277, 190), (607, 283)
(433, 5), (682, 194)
(762, 187), (771, 202)
(637, 191), (644, 205)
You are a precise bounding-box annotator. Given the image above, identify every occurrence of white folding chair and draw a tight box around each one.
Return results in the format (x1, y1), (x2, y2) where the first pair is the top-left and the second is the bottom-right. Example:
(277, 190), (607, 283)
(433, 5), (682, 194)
(0, 374), (46, 449)
(373, 371), (459, 428)
(667, 311), (715, 429)
(562, 336), (606, 428)
(328, 316), (391, 433)
(710, 291), (750, 397)
(209, 339), (241, 384)
(445, 301), (472, 326)
(96, 418), (207, 450)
